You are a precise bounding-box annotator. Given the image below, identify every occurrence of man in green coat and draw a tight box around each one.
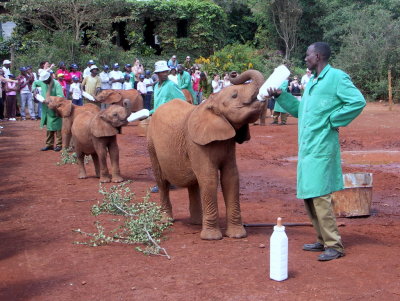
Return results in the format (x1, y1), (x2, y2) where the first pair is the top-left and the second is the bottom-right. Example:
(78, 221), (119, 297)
(177, 65), (196, 105)
(32, 71), (64, 151)
(272, 80), (290, 125)
(268, 42), (366, 261)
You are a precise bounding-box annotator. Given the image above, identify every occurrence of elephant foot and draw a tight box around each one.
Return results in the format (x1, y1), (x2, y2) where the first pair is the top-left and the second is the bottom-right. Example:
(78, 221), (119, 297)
(189, 215), (203, 225)
(99, 176), (111, 183)
(200, 228), (223, 240)
(112, 176), (124, 183)
(225, 224), (247, 239)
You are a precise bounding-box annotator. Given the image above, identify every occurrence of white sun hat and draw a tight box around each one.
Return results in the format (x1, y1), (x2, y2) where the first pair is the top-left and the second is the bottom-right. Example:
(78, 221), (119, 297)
(3, 59), (11, 65)
(39, 70), (51, 81)
(154, 60), (170, 73)
(90, 65), (99, 70)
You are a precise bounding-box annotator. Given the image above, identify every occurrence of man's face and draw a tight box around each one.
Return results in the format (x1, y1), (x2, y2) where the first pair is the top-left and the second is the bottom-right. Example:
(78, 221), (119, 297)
(157, 70), (169, 82)
(91, 69), (98, 76)
(4, 64), (10, 69)
(305, 46), (319, 71)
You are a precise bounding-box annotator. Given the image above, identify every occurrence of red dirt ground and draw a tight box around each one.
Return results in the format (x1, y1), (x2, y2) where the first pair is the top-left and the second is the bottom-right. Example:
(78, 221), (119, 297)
(1, 102), (400, 301)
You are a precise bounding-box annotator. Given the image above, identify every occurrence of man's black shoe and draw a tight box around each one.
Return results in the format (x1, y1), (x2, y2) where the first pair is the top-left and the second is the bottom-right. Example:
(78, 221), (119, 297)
(318, 248), (344, 261)
(41, 146), (53, 151)
(303, 242), (325, 252)
(54, 146), (62, 152)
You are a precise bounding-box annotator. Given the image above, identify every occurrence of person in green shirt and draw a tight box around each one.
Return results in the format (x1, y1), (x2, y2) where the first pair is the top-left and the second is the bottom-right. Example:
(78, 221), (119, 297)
(268, 42), (366, 261)
(150, 60), (186, 193)
(32, 71), (64, 151)
(177, 64), (196, 105)
(150, 60), (185, 115)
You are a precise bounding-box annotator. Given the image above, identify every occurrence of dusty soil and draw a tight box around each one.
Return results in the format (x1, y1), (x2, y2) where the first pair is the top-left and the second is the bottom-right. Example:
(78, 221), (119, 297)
(1, 102), (400, 301)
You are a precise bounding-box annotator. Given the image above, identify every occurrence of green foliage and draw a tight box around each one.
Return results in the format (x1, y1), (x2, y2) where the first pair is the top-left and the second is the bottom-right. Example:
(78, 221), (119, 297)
(74, 181), (172, 259)
(56, 148), (91, 166)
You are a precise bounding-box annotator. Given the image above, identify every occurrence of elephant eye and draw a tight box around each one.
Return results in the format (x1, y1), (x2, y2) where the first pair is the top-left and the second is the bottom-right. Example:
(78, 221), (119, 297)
(113, 113), (118, 117)
(231, 91), (238, 98)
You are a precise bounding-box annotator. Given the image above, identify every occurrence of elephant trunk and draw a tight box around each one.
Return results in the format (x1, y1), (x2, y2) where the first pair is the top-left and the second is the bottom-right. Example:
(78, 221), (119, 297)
(229, 69), (265, 101)
(122, 98), (132, 117)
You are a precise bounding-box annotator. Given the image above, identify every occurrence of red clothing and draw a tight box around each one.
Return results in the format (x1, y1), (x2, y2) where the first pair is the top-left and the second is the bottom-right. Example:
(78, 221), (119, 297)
(56, 69), (72, 84)
(192, 74), (200, 92)
(70, 71), (82, 82)
(17, 74), (34, 91)
(58, 79), (67, 97)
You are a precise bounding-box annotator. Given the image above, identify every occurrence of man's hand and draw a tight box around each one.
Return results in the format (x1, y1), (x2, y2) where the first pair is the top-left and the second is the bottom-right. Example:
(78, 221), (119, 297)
(267, 87), (282, 98)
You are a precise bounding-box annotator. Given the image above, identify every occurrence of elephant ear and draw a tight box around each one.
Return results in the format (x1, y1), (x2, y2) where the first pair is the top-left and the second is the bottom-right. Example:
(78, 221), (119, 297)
(188, 104), (235, 145)
(234, 124), (251, 144)
(101, 91), (123, 104)
(57, 99), (73, 117)
(90, 111), (119, 137)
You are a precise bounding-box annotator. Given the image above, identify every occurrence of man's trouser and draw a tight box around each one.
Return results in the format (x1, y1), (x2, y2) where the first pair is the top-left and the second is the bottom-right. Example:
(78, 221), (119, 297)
(304, 194), (344, 252)
(46, 130), (62, 147)
(20, 92), (35, 118)
(273, 112), (288, 124)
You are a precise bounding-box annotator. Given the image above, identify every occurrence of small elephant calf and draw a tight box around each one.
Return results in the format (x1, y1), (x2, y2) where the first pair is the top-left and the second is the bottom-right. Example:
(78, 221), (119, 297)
(71, 101), (131, 182)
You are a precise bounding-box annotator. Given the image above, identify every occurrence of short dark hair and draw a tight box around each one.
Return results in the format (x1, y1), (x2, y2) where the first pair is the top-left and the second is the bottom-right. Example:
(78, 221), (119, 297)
(311, 42), (331, 61)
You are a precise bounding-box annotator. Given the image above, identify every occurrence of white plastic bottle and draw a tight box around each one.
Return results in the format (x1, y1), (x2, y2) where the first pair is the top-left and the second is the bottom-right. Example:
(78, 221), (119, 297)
(127, 109), (150, 122)
(270, 217), (288, 281)
(257, 65), (291, 101)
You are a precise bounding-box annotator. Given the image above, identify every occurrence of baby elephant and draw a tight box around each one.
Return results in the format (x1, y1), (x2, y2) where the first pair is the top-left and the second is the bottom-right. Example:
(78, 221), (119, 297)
(71, 100), (131, 182)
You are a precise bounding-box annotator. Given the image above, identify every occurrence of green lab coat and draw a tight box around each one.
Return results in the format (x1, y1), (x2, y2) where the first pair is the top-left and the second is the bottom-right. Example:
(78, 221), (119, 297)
(273, 80), (289, 113)
(32, 79), (64, 131)
(150, 79), (186, 115)
(177, 71), (196, 104)
(276, 64), (366, 199)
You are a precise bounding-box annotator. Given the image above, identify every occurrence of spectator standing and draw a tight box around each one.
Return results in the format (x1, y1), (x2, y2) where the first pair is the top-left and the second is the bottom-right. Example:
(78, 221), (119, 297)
(143, 70), (154, 111)
(268, 42), (366, 261)
(271, 80), (289, 125)
(57, 73), (67, 97)
(69, 76), (83, 106)
(109, 63), (124, 90)
(32, 71), (64, 151)
(17, 67), (35, 120)
(177, 65), (196, 104)
(99, 65), (111, 90)
(198, 71), (210, 103)
(56, 62), (71, 98)
(2, 60), (12, 108)
(122, 74), (133, 90)
(38, 61), (54, 75)
(137, 74), (147, 103)
(132, 59), (144, 88)
(5, 74), (19, 121)
(70, 64), (82, 82)
(211, 74), (223, 93)
(192, 68), (201, 104)
(168, 67), (178, 85)
(167, 55), (178, 69)
(83, 60), (95, 79)
(301, 68), (312, 90)
(223, 72), (232, 88)
(289, 76), (302, 100)
(184, 56), (192, 70)
(82, 65), (101, 105)
(124, 64), (135, 87)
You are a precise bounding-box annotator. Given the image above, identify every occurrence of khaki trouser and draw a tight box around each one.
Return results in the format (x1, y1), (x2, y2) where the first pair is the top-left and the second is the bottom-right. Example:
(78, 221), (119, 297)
(304, 194), (344, 252)
(46, 130), (62, 147)
(273, 111), (288, 124)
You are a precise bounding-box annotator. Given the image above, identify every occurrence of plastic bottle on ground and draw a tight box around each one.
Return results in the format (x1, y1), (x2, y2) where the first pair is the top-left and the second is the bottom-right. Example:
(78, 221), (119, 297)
(270, 217), (288, 281)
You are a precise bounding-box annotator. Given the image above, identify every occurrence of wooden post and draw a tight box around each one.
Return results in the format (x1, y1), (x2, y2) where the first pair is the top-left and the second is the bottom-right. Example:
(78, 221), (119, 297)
(388, 68), (393, 111)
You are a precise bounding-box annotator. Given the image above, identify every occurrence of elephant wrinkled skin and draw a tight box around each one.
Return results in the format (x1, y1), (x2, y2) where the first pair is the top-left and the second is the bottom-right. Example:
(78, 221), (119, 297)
(147, 69), (265, 240)
(45, 96), (100, 149)
(71, 101), (131, 183)
(95, 89), (143, 112)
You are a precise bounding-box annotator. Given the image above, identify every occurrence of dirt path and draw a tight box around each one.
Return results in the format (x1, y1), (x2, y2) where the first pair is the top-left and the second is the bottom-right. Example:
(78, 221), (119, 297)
(1, 103), (400, 300)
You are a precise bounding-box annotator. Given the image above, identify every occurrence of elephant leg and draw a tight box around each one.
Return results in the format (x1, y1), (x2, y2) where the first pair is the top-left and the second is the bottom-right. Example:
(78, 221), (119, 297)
(75, 147), (87, 179)
(91, 153), (100, 178)
(108, 139), (123, 183)
(188, 183), (202, 225)
(148, 138), (173, 221)
(220, 162), (246, 239)
(62, 119), (72, 149)
(198, 169), (222, 240)
(95, 142), (111, 183)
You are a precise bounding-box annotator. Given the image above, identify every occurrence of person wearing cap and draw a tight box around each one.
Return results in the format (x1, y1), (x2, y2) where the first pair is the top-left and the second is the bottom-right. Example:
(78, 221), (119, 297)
(69, 64), (82, 82)
(82, 65), (101, 106)
(124, 64), (135, 88)
(56, 62), (71, 98)
(184, 56), (192, 70)
(83, 60), (95, 79)
(301, 68), (312, 90)
(17, 67), (35, 120)
(143, 70), (154, 111)
(109, 63), (124, 90)
(5, 74), (19, 121)
(56, 73), (67, 97)
(167, 55), (178, 69)
(137, 74), (147, 102)
(0, 69), (18, 121)
(2, 60), (11, 79)
(122, 74), (133, 90)
(69, 76), (83, 106)
(177, 64), (197, 104)
(99, 65), (111, 90)
(32, 70), (64, 151)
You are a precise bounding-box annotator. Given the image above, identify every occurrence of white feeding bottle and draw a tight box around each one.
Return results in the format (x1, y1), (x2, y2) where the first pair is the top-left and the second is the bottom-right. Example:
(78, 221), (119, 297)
(257, 65), (290, 101)
(270, 217), (288, 281)
(127, 109), (150, 122)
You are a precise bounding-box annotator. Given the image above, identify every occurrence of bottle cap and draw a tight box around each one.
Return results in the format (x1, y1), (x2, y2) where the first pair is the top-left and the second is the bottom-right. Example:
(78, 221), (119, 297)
(277, 217), (282, 227)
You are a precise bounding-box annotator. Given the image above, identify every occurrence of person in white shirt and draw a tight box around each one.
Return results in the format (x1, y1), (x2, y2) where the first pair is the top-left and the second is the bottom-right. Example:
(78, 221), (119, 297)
(143, 70), (154, 110)
(168, 67), (178, 84)
(83, 60), (95, 79)
(18, 67), (35, 120)
(222, 72), (232, 88)
(109, 63), (124, 90)
(99, 65), (111, 90)
(69, 76), (83, 106)
(122, 74), (133, 90)
(211, 74), (223, 93)
(2, 59), (11, 79)
(301, 68), (312, 90)
(137, 74), (147, 104)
